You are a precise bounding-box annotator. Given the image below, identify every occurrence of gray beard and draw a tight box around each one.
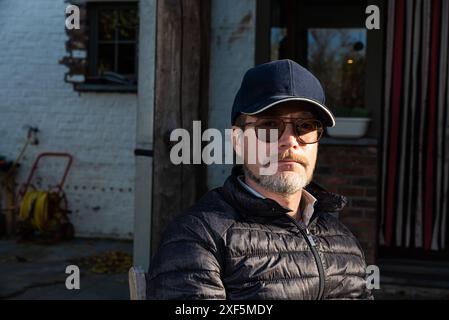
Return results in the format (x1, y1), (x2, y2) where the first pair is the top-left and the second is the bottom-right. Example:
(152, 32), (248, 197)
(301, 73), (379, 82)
(243, 164), (310, 196)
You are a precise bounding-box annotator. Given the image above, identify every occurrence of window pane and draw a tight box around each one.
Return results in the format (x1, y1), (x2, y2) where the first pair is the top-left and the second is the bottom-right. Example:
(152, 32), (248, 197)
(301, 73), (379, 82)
(90, 4), (138, 84)
(118, 8), (138, 41)
(118, 44), (136, 75)
(271, 28), (287, 61)
(307, 28), (366, 113)
(98, 9), (117, 41)
(270, 0), (288, 61)
(98, 44), (115, 74)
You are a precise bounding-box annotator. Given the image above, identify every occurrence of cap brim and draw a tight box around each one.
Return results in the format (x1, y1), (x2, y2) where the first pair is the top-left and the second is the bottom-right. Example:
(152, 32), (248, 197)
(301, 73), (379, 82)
(241, 96), (336, 127)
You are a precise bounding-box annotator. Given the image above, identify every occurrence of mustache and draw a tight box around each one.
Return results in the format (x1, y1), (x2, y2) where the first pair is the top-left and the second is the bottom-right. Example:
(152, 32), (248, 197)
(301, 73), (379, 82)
(262, 150), (309, 167)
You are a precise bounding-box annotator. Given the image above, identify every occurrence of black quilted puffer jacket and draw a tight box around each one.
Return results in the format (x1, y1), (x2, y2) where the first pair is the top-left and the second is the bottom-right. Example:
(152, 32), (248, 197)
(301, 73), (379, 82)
(147, 166), (373, 300)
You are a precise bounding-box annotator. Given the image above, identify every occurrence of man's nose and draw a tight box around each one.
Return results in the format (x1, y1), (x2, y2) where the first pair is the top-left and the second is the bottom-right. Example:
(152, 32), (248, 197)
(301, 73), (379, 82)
(278, 123), (304, 149)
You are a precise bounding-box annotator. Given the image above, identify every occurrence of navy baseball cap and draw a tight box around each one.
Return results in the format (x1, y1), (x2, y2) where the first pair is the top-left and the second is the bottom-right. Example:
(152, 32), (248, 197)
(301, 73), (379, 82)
(231, 59), (335, 127)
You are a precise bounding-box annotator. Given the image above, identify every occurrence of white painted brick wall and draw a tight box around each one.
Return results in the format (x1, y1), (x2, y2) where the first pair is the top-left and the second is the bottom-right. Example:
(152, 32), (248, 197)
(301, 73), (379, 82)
(0, 0), (137, 239)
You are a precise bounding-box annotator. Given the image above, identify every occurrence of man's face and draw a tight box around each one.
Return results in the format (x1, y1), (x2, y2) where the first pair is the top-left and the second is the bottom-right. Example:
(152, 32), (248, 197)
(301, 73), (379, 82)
(233, 101), (320, 195)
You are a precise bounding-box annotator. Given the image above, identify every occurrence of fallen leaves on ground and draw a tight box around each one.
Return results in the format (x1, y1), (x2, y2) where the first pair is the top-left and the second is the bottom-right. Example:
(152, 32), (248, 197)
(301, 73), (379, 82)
(73, 251), (133, 274)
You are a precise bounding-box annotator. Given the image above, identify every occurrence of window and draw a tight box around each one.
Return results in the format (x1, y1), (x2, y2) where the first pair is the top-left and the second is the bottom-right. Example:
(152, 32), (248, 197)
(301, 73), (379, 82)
(269, 0), (288, 61)
(264, 0), (385, 138)
(61, 1), (139, 93)
(86, 2), (139, 91)
(307, 28), (367, 114)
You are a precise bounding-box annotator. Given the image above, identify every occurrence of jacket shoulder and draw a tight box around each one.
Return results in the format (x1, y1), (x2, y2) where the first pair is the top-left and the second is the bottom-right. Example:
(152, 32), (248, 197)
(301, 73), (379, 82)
(147, 188), (232, 299)
(160, 188), (238, 247)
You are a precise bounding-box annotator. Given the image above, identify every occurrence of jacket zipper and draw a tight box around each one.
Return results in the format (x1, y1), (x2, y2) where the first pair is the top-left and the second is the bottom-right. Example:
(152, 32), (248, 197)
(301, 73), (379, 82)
(302, 227), (325, 300)
(286, 216), (325, 300)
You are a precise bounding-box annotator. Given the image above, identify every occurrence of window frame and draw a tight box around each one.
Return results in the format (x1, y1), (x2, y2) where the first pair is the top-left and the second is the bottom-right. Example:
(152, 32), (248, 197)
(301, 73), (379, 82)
(79, 1), (139, 93)
(256, 0), (386, 140)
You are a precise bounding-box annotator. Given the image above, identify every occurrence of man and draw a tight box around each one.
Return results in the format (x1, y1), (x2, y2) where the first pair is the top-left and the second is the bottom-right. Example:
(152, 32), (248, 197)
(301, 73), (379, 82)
(147, 59), (373, 300)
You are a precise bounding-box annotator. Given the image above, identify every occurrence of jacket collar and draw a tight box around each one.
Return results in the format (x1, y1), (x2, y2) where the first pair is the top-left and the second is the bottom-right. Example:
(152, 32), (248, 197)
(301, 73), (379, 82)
(220, 165), (347, 221)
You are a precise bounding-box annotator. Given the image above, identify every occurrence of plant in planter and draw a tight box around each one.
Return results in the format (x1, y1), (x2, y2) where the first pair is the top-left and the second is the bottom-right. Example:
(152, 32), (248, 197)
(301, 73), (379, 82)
(326, 106), (371, 139)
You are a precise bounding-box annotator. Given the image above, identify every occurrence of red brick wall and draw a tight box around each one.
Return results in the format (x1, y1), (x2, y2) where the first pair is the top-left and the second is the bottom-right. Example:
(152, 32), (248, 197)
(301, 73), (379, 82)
(314, 144), (378, 264)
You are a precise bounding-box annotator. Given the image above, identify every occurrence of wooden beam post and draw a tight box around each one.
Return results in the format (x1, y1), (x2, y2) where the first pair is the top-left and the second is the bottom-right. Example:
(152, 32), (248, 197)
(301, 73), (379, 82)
(152, 0), (210, 254)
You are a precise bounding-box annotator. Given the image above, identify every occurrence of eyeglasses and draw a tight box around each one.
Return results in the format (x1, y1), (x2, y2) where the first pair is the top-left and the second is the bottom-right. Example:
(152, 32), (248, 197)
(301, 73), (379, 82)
(240, 117), (323, 144)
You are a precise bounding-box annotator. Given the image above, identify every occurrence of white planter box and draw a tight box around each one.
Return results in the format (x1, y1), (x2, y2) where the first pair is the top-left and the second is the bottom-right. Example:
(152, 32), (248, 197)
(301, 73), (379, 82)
(326, 117), (371, 139)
